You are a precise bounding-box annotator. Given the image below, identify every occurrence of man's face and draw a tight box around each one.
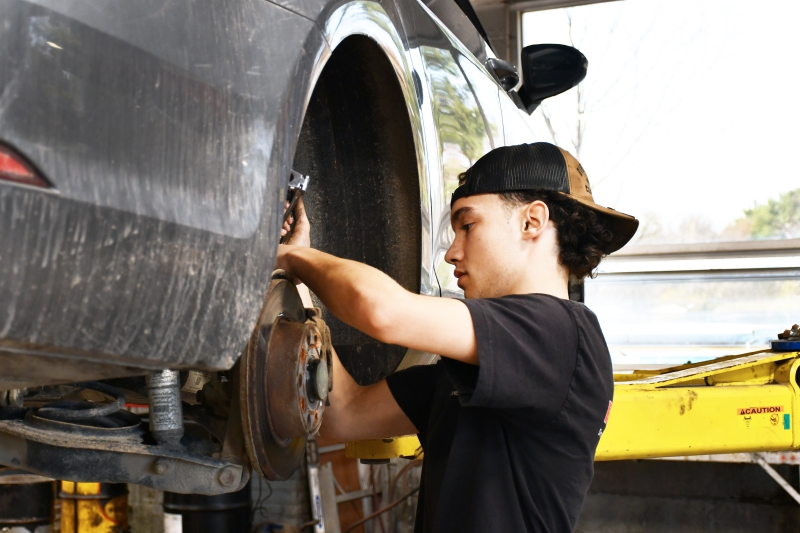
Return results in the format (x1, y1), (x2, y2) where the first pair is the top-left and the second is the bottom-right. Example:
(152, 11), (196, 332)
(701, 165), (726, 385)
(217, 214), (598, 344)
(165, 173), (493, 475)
(445, 194), (531, 299)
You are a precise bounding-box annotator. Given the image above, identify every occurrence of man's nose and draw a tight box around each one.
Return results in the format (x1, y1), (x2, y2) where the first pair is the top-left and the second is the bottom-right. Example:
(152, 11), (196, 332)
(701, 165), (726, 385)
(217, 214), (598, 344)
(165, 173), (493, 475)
(445, 240), (460, 265)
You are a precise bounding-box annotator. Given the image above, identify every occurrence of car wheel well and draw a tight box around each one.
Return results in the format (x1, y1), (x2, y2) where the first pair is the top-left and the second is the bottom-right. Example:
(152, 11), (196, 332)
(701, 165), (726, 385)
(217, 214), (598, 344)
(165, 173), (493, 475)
(292, 35), (422, 385)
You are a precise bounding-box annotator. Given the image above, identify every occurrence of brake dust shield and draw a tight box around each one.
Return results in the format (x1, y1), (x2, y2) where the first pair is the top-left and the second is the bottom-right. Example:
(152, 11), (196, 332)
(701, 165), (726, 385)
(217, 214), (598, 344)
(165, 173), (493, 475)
(240, 274), (332, 480)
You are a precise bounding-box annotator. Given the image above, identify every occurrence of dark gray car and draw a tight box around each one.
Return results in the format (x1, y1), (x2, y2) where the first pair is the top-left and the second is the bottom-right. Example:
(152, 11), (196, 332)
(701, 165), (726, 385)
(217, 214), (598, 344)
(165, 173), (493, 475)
(0, 0), (583, 492)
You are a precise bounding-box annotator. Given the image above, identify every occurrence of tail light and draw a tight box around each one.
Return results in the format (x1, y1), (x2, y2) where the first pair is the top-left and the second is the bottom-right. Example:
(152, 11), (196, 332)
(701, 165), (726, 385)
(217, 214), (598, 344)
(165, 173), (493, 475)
(0, 144), (50, 188)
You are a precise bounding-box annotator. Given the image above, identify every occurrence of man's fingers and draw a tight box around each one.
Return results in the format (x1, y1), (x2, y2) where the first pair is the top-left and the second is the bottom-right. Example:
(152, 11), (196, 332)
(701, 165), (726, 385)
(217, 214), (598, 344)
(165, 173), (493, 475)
(281, 196), (311, 248)
(293, 197), (310, 230)
(281, 209), (294, 236)
(294, 197), (307, 219)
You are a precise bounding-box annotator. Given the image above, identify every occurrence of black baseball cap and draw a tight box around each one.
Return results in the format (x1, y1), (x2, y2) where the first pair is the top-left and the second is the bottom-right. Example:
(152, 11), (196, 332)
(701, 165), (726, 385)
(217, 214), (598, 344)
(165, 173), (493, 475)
(451, 142), (639, 254)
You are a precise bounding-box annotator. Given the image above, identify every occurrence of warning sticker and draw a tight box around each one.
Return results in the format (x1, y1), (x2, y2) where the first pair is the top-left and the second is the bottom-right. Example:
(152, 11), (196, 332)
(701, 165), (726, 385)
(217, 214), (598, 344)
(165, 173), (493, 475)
(737, 406), (783, 416)
(181, 371), (211, 394)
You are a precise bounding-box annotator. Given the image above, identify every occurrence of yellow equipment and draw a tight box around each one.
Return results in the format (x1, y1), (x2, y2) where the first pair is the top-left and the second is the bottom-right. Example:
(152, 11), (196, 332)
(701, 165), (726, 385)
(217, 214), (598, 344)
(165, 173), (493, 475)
(60, 481), (129, 533)
(347, 349), (800, 462)
(346, 436), (423, 462)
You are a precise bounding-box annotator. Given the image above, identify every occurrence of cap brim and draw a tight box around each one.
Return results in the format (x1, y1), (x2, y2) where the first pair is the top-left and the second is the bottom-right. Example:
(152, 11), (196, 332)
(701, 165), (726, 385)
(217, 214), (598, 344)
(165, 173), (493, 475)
(561, 194), (639, 254)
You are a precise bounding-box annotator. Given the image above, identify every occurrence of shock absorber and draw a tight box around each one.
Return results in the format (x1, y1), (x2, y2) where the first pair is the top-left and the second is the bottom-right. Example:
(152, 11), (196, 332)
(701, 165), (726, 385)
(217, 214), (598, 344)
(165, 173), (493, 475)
(146, 370), (184, 444)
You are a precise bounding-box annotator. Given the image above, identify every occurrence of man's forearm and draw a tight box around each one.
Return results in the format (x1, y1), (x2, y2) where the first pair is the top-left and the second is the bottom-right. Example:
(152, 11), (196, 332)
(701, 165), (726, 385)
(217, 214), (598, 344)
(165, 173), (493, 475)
(281, 245), (406, 342)
(278, 244), (478, 363)
(320, 347), (418, 442)
(318, 347), (361, 442)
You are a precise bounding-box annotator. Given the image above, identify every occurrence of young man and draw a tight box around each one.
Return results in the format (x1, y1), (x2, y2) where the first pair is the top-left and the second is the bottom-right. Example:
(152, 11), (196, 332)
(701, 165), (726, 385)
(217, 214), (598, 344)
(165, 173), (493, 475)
(276, 142), (638, 532)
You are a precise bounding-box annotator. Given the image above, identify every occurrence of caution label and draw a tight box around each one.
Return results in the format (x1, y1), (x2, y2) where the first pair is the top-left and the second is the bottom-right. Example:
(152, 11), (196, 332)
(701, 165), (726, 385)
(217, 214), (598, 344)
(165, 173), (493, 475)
(737, 406), (783, 416)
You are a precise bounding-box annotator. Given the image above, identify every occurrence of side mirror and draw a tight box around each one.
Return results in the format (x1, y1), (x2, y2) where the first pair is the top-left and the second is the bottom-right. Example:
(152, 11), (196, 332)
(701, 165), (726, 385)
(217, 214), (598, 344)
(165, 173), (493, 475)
(518, 44), (588, 114)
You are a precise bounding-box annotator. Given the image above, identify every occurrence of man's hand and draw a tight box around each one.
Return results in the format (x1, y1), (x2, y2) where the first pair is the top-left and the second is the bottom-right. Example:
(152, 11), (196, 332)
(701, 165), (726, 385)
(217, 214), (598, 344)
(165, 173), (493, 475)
(281, 196), (310, 248)
(279, 196), (312, 307)
(276, 197), (418, 442)
(276, 194), (308, 273)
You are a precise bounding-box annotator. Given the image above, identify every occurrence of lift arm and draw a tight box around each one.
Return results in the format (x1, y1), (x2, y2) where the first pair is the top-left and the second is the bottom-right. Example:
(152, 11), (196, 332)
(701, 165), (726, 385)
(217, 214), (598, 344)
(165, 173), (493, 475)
(346, 349), (800, 462)
(597, 349), (800, 459)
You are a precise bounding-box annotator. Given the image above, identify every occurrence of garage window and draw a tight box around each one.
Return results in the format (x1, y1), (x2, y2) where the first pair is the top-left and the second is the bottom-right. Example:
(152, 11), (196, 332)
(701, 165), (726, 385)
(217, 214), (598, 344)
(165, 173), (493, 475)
(521, 0), (800, 368)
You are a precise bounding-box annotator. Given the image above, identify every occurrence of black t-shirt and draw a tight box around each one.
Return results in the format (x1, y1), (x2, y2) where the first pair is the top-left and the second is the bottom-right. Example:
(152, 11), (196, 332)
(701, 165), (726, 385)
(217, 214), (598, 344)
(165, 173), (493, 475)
(386, 293), (614, 533)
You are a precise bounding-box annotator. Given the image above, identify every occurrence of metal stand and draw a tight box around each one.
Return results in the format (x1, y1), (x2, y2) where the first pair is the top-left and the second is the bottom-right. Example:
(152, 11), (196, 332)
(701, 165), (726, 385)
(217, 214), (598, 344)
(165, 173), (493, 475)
(306, 439), (325, 533)
(753, 454), (800, 504)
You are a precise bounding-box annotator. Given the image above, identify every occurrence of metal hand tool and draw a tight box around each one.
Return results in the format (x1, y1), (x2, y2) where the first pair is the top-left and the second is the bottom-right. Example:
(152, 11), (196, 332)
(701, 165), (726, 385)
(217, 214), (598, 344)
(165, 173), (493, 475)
(281, 170), (310, 244)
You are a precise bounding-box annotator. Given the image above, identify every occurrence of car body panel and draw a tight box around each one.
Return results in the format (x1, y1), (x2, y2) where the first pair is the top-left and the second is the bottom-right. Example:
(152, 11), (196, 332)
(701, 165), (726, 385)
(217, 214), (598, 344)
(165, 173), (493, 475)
(0, 0), (534, 389)
(403, 0), (511, 298)
(2, 0), (308, 235)
(0, 0), (323, 387)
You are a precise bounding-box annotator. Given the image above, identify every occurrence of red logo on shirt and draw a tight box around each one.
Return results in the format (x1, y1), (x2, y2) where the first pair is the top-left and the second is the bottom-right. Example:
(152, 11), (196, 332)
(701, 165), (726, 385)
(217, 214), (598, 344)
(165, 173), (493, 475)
(604, 401), (613, 424)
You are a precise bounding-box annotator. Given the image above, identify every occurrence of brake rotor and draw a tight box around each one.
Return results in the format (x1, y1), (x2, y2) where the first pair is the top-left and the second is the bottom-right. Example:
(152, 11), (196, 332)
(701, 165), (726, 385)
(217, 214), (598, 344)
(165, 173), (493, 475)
(240, 274), (331, 480)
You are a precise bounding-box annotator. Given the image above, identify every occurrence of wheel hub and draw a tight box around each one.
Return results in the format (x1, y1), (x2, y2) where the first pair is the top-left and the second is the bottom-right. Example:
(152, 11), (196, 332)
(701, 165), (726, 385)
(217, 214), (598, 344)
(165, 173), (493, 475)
(240, 274), (332, 480)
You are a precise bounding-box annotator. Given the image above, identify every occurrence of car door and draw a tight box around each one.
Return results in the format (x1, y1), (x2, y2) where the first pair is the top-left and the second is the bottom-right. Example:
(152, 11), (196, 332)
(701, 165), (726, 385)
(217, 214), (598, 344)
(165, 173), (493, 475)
(499, 89), (537, 145)
(400, 0), (506, 298)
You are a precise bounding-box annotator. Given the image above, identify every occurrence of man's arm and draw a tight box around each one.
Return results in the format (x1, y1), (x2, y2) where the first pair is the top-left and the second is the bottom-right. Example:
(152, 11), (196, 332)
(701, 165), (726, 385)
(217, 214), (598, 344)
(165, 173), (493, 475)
(319, 346), (418, 442)
(276, 245), (478, 365)
(297, 280), (415, 441)
(279, 198), (423, 438)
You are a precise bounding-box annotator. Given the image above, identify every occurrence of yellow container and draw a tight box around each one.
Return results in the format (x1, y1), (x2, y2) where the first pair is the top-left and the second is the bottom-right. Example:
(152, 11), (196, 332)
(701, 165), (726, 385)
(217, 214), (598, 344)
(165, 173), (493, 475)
(60, 481), (128, 533)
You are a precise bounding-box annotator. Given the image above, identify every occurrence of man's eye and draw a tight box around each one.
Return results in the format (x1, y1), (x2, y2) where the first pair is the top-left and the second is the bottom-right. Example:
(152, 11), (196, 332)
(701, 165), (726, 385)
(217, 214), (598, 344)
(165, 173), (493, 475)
(462, 223), (473, 232)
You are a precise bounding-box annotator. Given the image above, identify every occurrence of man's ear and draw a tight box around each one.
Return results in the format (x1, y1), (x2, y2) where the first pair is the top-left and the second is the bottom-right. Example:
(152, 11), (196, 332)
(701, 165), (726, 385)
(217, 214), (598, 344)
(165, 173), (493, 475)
(522, 200), (550, 240)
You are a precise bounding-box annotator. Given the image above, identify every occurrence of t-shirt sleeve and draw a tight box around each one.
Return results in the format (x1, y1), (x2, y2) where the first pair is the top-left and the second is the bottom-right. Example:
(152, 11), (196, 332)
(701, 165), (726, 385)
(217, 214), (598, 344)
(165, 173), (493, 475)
(385, 362), (441, 434)
(442, 295), (579, 418)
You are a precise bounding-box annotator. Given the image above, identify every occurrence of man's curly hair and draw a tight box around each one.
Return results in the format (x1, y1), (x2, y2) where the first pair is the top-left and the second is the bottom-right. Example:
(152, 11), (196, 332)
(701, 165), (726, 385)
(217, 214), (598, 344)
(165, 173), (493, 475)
(498, 190), (615, 280)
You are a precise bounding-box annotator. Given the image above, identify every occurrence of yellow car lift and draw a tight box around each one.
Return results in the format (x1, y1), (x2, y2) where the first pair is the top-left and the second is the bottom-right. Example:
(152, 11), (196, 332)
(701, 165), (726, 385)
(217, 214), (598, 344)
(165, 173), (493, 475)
(347, 348), (800, 463)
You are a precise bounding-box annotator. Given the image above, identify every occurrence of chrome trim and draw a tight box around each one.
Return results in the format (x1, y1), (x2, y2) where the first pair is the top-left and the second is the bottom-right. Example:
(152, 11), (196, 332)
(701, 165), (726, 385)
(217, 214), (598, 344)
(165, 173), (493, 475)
(320, 1), (439, 297)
